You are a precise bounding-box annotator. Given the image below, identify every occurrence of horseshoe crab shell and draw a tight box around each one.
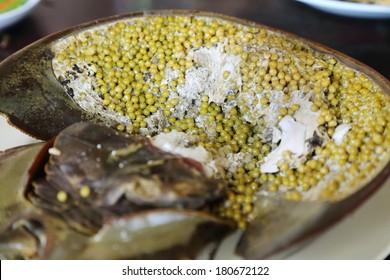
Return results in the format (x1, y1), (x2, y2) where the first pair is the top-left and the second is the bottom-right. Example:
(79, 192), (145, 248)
(0, 10), (388, 139)
(0, 10), (390, 259)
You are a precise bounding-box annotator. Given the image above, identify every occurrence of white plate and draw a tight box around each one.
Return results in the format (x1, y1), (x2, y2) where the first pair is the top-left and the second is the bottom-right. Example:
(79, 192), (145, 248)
(1, 114), (390, 259)
(0, 115), (41, 150)
(296, 0), (390, 19)
(0, 0), (40, 30)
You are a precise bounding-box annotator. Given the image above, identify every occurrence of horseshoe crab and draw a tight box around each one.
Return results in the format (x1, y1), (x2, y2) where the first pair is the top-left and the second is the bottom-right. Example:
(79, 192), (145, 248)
(0, 122), (234, 259)
(0, 10), (390, 259)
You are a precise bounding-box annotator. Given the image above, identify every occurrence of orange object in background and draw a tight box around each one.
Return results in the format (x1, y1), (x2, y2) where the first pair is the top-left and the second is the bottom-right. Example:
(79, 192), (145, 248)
(0, 0), (27, 13)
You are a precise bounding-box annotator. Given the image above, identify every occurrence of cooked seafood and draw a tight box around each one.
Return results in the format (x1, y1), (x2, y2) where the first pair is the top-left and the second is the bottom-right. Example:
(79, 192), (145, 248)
(49, 12), (390, 227)
(0, 11), (389, 259)
(0, 122), (234, 259)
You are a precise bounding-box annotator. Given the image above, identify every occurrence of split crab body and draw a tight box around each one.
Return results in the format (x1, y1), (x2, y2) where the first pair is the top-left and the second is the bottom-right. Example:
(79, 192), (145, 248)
(0, 122), (234, 259)
(0, 11), (390, 259)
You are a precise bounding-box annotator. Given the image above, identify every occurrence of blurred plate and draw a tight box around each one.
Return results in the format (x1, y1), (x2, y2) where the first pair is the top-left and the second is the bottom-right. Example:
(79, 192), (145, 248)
(0, 0), (40, 30)
(0, 115), (40, 150)
(296, 0), (390, 19)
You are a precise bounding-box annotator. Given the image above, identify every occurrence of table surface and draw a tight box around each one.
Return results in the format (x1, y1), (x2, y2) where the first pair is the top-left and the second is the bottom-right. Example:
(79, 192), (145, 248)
(1, 0), (390, 79)
(0, 0), (389, 260)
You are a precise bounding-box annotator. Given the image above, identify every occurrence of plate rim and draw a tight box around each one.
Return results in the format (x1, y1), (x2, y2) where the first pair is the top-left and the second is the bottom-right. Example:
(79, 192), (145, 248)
(296, 0), (390, 18)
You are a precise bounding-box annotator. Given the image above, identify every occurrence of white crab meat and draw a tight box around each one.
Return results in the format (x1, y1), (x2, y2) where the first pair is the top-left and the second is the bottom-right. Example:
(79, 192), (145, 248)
(260, 115), (306, 173)
(182, 43), (242, 104)
(150, 131), (223, 178)
(332, 124), (351, 145)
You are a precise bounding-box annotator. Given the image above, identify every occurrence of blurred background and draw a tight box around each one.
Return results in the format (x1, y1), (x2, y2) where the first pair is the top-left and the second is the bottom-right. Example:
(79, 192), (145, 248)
(1, 0), (389, 79)
(0, 0), (389, 259)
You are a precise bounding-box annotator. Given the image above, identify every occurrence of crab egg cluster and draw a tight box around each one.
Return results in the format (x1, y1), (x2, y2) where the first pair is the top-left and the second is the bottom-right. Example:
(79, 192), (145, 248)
(52, 15), (390, 228)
